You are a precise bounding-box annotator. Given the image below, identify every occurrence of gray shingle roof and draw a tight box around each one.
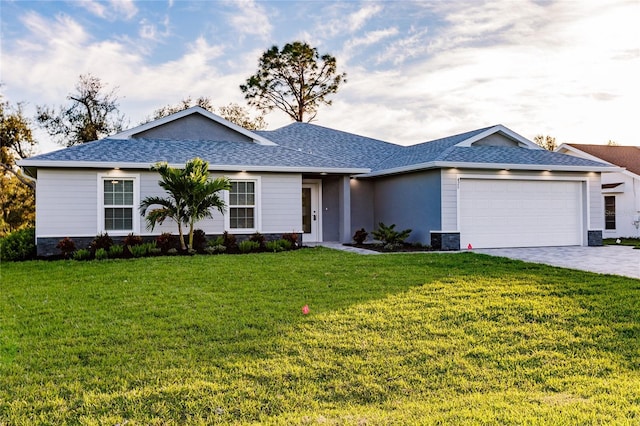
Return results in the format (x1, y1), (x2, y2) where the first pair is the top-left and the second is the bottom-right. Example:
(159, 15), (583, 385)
(23, 116), (613, 174)
(27, 138), (359, 170)
(256, 122), (403, 169)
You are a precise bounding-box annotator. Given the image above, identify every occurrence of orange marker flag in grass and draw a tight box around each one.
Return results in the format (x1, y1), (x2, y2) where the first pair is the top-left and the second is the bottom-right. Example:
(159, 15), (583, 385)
(302, 305), (310, 315)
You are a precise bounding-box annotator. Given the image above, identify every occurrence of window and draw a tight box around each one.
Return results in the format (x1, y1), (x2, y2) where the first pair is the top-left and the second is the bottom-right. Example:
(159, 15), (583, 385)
(229, 180), (256, 230)
(98, 174), (139, 234)
(104, 179), (134, 231)
(604, 196), (616, 230)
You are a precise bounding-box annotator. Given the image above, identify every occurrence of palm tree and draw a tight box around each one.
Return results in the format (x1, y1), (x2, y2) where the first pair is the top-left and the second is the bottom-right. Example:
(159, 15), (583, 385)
(140, 158), (230, 251)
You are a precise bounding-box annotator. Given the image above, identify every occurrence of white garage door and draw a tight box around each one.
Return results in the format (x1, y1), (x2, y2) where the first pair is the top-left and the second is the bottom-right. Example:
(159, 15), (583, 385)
(459, 179), (582, 248)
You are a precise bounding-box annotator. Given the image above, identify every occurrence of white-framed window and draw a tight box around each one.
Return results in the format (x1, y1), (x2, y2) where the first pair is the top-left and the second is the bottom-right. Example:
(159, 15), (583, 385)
(226, 177), (260, 232)
(98, 173), (140, 235)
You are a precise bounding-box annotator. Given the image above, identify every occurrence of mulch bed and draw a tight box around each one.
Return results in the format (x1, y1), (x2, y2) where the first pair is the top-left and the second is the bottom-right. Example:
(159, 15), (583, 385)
(344, 243), (435, 253)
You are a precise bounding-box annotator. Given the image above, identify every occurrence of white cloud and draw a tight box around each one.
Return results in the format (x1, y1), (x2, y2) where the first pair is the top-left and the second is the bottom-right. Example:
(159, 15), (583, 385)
(376, 26), (430, 66)
(341, 27), (399, 63)
(76, 0), (137, 20)
(139, 15), (171, 41)
(319, 3), (383, 37)
(226, 0), (273, 40)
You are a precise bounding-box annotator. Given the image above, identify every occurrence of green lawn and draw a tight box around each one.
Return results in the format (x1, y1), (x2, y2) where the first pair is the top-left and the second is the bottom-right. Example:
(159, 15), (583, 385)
(1, 248), (639, 425)
(604, 238), (640, 248)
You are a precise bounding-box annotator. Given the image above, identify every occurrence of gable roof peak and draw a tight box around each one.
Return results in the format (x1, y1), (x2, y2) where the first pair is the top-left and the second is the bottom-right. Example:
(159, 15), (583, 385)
(110, 106), (277, 146)
(452, 124), (541, 149)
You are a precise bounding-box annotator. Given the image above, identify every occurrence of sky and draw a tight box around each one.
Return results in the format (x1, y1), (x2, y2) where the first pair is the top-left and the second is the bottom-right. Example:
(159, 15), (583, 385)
(1, 0), (639, 154)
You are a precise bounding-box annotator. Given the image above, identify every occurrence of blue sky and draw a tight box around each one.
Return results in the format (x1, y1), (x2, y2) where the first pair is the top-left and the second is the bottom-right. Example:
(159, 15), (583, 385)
(1, 0), (638, 153)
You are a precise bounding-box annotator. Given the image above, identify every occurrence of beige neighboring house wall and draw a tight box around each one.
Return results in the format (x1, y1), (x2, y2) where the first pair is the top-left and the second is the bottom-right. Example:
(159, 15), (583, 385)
(557, 144), (640, 238)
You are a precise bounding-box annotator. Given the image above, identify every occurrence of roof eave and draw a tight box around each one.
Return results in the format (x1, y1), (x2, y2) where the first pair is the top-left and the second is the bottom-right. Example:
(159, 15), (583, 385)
(355, 161), (621, 178)
(16, 159), (368, 174)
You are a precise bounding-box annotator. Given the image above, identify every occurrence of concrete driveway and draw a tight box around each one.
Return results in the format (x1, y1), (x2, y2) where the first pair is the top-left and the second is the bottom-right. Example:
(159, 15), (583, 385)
(474, 246), (640, 279)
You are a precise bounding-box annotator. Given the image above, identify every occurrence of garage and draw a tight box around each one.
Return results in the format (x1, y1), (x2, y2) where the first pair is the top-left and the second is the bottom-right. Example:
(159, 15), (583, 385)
(459, 179), (583, 248)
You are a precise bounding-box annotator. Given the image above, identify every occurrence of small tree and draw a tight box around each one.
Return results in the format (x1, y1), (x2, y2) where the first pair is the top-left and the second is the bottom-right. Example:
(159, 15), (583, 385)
(533, 135), (557, 151)
(139, 158), (230, 251)
(240, 41), (347, 122)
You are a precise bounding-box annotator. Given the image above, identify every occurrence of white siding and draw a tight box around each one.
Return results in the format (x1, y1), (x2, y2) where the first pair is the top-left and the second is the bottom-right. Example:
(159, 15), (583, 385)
(261, 173), (302, 233)
(601, 172), (640, 238)
(36, 169), (99, 237)
(139, 171), (226, 235)
(37, 169), (303, 239)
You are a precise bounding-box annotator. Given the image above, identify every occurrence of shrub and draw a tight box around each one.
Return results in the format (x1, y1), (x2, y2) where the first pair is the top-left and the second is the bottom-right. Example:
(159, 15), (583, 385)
(156, 233), (178, 253)
(223, 231), (238, 253)
(204, 244), (226, 254)
(192, 229), (207, 252)
(56, 237), (76, 258)
(72, 249), (91, 261)
(282, 232), (299, 248)
(372, 223), (412, 249)
(249, 232), (265, 248)
(94, 248), (108, 260)
(238, 240), (260, 253)
(208, 236), (225, 247)
(108, 244), (124, 258)
(91, 232), (113, 251)
(130, 242), (157, 258)
(123, 233), (143, 246)
(265, 239), (292, 252)
(353, 228), (368, 244)
(0, 228), (36, 261)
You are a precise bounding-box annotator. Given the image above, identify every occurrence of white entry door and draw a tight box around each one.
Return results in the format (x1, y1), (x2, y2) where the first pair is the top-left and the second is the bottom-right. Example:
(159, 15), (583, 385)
(302, 182), (321, 242)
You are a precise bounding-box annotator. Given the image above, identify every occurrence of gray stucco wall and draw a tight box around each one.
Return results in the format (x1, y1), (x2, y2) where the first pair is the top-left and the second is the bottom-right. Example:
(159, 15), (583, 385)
(350, 178), (375, 240)
(134, 114), (253, 142)
(372, 170), (442, 244)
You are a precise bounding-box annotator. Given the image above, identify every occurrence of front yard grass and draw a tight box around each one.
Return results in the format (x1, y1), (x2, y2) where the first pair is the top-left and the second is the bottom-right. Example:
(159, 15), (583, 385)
(1, 248), (639, 424)
(604, 237), (640, 248)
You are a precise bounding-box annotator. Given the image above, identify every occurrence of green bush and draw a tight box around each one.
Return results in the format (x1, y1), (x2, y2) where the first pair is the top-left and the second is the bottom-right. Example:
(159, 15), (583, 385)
(107, 244), (124, 258)
(129, 242), (157, 258)
(265, 239), (292, 252)
(0, 228), (36, 261)
(372, 222), (412, 249)
(238, 240), (260, 254)
(204, 244), (226, 254)
(94, 248), (108, 260)
(72, 249), (91, 261)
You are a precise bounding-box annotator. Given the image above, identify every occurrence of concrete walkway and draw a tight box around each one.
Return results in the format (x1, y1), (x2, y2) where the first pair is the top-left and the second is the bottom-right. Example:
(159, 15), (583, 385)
(475, 246), (640, 279)
(309, 242), (640, 279)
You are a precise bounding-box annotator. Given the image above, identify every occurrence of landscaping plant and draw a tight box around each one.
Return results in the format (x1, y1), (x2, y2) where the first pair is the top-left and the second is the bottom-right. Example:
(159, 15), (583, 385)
(372, 222), (412, 249)
(140, 158), (230, 251)
(0, 227), (36, 261)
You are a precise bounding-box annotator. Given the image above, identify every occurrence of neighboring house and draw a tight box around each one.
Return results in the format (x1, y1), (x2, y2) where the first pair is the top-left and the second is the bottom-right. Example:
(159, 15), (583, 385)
(557, 143), (640, 238)
(18, 107), (615, 256)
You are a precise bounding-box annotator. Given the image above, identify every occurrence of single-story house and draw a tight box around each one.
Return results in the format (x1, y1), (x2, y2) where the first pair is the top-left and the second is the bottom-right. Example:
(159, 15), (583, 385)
(18, 106), (616, 256)
(557, 143), (640, 238)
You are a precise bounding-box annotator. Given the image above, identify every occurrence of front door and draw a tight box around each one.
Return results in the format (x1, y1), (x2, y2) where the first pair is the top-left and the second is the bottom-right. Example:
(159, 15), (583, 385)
(302, 182), (320, 242)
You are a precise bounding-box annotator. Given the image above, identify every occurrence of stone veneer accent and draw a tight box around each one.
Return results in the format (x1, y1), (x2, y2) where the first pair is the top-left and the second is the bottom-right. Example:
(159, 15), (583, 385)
(587, 230), (603, 247)
(430, 232), (460, 251)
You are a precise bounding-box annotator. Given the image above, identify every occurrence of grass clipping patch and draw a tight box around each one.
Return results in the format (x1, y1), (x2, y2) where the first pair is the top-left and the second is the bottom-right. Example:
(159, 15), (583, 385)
(1, 249), (639, 424)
